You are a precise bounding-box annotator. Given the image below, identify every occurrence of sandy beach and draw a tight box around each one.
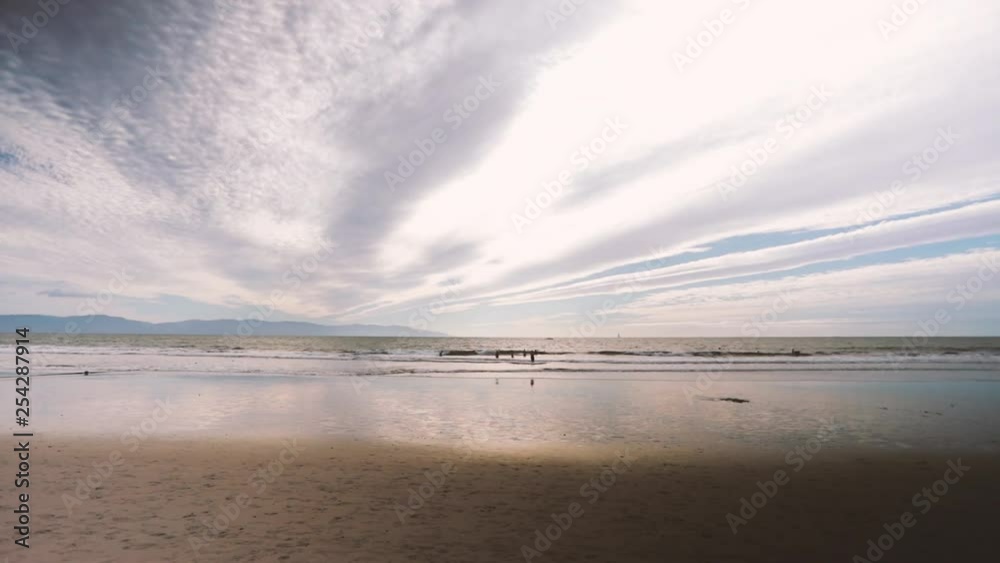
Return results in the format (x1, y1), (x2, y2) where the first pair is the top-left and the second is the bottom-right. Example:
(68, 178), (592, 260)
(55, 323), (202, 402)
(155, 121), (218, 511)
(4, 435), (997, 563)
(2, 343), (999, 562)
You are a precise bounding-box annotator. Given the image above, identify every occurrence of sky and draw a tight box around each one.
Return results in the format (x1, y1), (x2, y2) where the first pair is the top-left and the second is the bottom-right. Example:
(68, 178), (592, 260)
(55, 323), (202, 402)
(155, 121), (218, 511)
(1, 0), (999, 337)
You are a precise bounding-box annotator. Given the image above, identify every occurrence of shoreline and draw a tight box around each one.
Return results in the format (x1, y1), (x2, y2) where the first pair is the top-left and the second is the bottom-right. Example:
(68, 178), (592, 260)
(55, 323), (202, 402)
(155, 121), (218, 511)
(5, 435), (998, 562)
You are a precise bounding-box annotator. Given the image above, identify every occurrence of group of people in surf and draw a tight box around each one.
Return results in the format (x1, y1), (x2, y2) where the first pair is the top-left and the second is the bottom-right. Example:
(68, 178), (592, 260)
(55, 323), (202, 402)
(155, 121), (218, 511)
(436, 348), (540, 386)
(494, 349), (537, 363)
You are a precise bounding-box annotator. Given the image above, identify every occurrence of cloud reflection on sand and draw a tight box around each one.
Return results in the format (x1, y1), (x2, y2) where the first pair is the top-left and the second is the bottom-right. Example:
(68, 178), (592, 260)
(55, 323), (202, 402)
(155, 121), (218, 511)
(12, 372), (1000, 453)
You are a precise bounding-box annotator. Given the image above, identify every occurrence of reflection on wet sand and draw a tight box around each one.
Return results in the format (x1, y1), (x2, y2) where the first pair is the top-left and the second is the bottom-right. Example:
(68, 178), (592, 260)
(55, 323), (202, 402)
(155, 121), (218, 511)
(18, 372), (1000, 452)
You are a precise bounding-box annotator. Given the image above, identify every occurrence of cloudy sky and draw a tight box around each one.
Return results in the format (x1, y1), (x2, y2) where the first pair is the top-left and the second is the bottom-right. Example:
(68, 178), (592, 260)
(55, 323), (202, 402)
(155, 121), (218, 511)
(1, 0), (998, 337)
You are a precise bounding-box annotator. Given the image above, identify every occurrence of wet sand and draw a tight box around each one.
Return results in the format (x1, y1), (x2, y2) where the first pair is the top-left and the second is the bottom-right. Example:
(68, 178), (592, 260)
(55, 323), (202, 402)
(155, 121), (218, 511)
(4, 436), (998, 562)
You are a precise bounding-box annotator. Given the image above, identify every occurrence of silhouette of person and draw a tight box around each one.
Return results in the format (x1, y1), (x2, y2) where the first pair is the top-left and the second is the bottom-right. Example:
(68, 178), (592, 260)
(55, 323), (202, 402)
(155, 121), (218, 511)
(495, 350), (499, 359)
(530, 378), (535, 387)
(530, 351), (535, 363)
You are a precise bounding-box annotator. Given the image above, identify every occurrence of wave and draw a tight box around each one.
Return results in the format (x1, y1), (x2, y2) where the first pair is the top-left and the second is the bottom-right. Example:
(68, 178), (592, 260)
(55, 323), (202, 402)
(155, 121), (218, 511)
(31, 345), (1000, 365)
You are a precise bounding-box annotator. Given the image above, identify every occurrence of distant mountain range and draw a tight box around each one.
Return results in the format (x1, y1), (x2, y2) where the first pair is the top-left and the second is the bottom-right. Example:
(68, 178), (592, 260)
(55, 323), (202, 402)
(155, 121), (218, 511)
(0, 315), (446, 337)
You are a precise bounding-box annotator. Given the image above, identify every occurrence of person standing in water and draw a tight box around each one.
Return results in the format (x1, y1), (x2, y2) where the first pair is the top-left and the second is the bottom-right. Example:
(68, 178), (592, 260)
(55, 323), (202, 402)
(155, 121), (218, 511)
(530, 351), (535, 363)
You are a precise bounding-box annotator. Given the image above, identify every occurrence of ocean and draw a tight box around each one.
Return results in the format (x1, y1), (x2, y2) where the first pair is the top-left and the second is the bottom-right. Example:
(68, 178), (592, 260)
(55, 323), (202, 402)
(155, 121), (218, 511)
(9, 335), (1000, 452)
(25, 334), (1000, 379)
